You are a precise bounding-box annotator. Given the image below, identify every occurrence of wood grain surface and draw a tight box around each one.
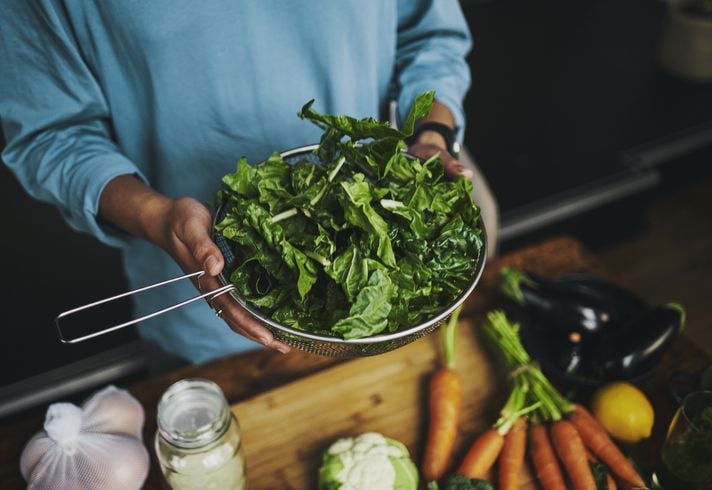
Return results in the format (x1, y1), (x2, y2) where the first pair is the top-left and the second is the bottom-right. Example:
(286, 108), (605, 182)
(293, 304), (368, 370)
(232, 318), (523, 489)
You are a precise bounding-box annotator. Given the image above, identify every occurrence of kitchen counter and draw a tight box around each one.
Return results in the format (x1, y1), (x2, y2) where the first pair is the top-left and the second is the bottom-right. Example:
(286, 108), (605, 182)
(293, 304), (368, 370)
(1, 237), (709, 489)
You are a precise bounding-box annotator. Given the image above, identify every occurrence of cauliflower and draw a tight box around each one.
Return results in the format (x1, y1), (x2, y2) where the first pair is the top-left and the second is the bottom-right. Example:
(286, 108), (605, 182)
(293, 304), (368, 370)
(318, 432), (418, 490)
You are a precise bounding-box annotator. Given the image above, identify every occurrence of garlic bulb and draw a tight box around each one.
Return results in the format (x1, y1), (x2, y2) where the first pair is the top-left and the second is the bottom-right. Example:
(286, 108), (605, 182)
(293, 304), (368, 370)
(81, 385), (145, 439)
(20, 385), (149, 490)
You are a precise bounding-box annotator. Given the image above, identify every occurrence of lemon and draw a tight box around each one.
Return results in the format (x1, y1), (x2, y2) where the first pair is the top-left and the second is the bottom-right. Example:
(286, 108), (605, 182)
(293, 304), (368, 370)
(591, 381), (654, 443)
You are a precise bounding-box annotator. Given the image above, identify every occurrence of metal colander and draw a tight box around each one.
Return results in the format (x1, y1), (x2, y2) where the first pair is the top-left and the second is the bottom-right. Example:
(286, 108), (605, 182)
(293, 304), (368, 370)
(56, 145), (486, 358)
(211, 145), (487, 357)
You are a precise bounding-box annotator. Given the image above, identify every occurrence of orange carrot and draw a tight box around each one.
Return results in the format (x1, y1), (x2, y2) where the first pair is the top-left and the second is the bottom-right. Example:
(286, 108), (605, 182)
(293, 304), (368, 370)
(569, 405), (644, 488)
(422, 306), (462, 483)
(457, 428), (504, 479)
(551, 420), (597, 490)
(422, 368), (462, 481)
(530, 423), (567, 490)
(498, 417), (527, 490)
(584, 447), (617, 490)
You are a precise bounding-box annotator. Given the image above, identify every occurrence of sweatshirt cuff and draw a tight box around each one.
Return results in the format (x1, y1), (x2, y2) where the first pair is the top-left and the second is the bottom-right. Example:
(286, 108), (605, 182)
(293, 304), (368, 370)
(59, 152), (149, 248)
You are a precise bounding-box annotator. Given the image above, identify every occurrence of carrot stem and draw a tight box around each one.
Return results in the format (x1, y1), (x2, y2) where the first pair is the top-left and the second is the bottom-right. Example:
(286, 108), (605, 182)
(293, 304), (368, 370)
(442, 305), (461, 369)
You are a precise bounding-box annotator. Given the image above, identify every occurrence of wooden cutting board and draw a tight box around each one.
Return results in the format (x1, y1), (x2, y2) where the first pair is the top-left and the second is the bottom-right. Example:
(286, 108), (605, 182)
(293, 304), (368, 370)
(231, 318), (537, 489)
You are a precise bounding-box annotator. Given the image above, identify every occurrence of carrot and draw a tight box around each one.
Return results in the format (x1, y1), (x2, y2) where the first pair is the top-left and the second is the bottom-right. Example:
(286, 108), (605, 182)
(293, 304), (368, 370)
(529, 423), (566, 490)
(551, 420), (597, 490)
(422, 307), (462, 482)
(422, 369), (462, 481)
(569, 405), (645, 488)
(584, 447), (617, 490)
(457, 428), (504, 479)
(498, 416), (527, 490)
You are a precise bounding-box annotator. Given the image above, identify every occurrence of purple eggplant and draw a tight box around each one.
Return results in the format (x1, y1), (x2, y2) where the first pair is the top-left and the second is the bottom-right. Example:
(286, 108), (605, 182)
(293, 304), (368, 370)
(500, 268), (649, 336)
(593, 303), (686, 379)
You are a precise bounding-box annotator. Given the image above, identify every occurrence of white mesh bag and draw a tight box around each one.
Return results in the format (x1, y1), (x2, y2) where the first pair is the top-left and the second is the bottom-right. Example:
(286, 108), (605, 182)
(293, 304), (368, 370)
(20, 385), (150, 490)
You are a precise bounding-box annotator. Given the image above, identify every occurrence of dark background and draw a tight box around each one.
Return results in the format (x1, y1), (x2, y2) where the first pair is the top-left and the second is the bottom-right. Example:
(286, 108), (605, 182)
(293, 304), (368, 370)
(1, 0), (711, 417)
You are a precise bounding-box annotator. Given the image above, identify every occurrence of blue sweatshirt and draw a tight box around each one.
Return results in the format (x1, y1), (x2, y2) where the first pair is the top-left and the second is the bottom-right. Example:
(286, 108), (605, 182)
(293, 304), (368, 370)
(0, 0), (472, 363)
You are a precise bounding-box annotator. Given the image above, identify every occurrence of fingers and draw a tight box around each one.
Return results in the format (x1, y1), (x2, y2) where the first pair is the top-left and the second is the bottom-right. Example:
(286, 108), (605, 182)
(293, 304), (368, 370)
(166, 198), (290, 353)
(408, 143), (473, 179)
(201, 274), (291, 354)
(218, 299), (292, 354)
(182, 216), (224, 276)
(439, 151), (473, 179)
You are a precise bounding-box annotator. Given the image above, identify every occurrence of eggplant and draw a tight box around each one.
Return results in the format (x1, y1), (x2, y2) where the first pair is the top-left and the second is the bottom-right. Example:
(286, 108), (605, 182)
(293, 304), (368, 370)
(500, 268), (649, 336)
(593, 303), (686, 379)
(557, 332), (584, 374)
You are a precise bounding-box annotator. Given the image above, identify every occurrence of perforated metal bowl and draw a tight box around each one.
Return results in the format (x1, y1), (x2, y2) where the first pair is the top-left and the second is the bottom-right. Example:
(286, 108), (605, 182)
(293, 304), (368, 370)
(212, 145), (487, 358)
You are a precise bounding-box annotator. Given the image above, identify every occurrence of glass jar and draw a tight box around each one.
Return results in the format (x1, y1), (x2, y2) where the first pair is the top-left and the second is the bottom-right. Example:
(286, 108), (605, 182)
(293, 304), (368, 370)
(155, 378), (246, 490)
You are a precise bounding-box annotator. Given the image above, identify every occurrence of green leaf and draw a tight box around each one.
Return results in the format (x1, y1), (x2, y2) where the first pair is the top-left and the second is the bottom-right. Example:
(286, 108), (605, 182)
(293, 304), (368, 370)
(401, 90), (436, 136)
(325, 244), (368, 303)
(379, 199), (428, 239)
(299, 101), (404, 141)
(339, 176), (396, 268)
(332, 269), (395, 339)
(242, 202), (318, 300)
(589, 461), (611, 490)
(255, 152), (293, 213)
(222, 157), (257, 197)
(443, 475), (493, 490)
(298, 90), (434, 141)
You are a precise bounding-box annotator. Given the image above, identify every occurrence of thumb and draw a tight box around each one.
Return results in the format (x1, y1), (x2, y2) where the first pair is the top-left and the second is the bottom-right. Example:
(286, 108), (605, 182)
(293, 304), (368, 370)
(439, 152), (473, 180)
(182, 219), (224, 276)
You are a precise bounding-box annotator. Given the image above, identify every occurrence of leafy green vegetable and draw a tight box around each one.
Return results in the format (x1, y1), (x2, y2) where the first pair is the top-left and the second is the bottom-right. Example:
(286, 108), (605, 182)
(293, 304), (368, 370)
(589, 460), (611, 490)
(216, 92), (482, 339)
(442, 475), (493, 490)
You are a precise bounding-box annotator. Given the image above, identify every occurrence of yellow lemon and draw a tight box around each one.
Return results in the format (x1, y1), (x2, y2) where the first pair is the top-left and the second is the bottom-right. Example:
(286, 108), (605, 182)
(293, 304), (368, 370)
(591, 381), (654, 443)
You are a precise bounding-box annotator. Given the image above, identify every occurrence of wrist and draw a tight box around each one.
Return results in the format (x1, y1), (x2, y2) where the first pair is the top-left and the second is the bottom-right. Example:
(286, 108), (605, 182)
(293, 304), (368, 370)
(138, 192), (174, 247)
(408, 121), (459, 157)
(100, 175), (174, 246)
(414, 129), (449, 150)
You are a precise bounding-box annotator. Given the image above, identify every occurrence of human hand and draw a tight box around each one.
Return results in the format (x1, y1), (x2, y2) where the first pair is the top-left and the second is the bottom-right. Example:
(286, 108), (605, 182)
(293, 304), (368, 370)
(408, 142), (473, 179)
(148, 196), (291, 353)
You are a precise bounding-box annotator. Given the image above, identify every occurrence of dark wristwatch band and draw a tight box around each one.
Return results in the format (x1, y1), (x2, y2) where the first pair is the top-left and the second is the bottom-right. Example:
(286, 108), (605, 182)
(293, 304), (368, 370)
(407, 121), (460, 157)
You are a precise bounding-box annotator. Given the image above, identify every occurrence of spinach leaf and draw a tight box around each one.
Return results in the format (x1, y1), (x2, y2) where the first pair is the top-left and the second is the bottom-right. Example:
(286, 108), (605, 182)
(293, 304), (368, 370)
(242, 202), (318, 300)
(339, 176), (396, 268)
(332, 269), (395, 339)
(298, 90), (434, 140)
(222, 157), (257, 198)
(443, 475), (494, 490)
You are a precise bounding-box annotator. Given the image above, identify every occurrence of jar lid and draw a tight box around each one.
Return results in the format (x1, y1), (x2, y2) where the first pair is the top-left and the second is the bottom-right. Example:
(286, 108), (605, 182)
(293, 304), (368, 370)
(157, 378), (230, 449)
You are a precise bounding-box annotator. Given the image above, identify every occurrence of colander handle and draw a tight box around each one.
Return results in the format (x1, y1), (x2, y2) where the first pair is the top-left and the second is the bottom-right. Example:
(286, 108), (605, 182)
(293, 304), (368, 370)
(54, 271), (236, 344)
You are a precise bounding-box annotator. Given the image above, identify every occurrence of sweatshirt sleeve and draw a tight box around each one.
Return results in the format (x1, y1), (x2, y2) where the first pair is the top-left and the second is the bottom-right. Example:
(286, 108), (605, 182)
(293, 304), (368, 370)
(0, 0), (147, 247)
(395, 0), (473, 142)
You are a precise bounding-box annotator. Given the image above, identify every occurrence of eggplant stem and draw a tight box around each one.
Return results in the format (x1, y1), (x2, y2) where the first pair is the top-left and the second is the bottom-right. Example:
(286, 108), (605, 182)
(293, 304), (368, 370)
(666, 302), (686, 332)
(500, 267), (537, 305)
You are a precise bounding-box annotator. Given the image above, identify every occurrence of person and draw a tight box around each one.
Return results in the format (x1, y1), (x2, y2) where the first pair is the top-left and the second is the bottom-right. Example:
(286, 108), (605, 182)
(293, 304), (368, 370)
(0, 1), (497, 365)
